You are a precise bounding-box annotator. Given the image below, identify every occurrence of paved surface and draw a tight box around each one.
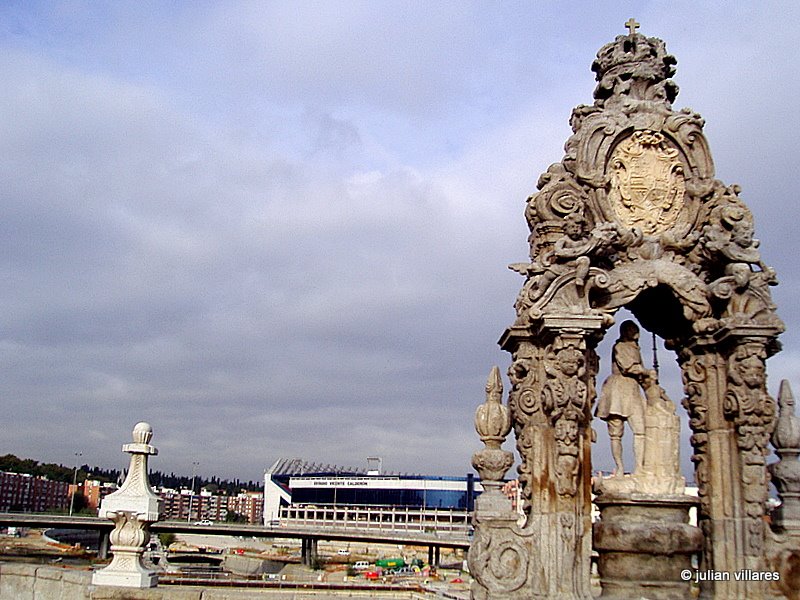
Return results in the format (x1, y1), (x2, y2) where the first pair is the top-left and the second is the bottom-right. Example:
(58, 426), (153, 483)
(1, 529), (473, 598)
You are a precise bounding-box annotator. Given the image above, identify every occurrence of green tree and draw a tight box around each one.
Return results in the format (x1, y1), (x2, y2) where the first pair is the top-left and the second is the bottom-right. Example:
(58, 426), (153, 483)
(69, 492), (88, 513)
(225, 510), (247, 523)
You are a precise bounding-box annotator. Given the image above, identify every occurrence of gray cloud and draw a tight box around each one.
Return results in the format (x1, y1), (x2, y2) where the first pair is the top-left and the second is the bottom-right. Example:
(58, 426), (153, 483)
(0, 2), (797, 483)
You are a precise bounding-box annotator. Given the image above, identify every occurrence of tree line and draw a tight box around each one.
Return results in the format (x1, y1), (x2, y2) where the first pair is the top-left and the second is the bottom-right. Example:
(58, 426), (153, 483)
(0, 454), (261, 494)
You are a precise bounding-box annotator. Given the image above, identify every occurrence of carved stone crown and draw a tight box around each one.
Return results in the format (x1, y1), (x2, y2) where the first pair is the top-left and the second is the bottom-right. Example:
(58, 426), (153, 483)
(591, 33), (678, 105)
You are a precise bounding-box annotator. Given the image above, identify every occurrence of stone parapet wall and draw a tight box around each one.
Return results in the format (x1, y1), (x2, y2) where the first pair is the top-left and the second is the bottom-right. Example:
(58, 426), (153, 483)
(0, 563), (92, 600)
(0, 562), (431, 599)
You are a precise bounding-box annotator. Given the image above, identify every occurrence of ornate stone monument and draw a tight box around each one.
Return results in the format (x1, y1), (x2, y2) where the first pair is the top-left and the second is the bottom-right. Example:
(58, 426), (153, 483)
(92, 422), (163, 588)
(470, 20), (795, 600)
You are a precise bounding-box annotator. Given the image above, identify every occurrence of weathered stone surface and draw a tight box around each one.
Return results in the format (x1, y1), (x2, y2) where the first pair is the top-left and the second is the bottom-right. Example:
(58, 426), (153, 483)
(593, 495), (701, 600)
(497, 321), (597, 599)
(90, 586), (201, 599)
(637, 382), (684, 495)
(766, 544), (800, 600)
(200, 593), (274, 600)
(0, 562), (427, 599)
(0, 562), (36, 600)
(469, 510), (531, 600)
(472, 367), (514, 484)
(0, 563), (93, 600)
(33, 566), (66, 600)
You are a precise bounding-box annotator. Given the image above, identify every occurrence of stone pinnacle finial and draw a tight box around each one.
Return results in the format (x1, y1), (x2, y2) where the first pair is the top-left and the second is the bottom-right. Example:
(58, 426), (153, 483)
(123, 422), (158, 456)
(770, 380), (800, 533)
(472, 367), (514, 483)
(625, 18), (640, 36)
(773, 380), (800, 450)
(486, 365), (503, 401)
(475, 366), (511, 447)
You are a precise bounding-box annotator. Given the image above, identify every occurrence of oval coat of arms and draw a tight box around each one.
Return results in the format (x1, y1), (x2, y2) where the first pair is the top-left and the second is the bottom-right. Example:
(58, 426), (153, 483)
(607, 130), (685, 235)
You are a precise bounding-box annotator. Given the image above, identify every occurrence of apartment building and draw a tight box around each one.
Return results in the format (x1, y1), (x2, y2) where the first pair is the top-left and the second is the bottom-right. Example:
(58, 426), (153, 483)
(0, 470), (69, 513)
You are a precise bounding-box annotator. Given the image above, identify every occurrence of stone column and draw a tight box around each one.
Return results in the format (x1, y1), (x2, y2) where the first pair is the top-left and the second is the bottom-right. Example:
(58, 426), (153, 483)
(680, 328), (780, 600)
(92, 422), (163, 588)
(486, 316), (602, 599)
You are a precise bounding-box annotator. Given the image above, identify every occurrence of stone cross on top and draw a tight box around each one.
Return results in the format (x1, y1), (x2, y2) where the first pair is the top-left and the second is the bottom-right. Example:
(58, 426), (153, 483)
(625, 18), (640, 36)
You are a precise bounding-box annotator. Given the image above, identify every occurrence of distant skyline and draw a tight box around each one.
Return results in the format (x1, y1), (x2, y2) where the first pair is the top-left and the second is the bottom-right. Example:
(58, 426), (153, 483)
(1, 2), (798, 482)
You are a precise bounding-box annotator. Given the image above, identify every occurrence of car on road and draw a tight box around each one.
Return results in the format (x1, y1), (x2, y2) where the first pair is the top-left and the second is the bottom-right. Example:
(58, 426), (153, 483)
(364, 570), (381, 580)
(194, 519), (214, 526)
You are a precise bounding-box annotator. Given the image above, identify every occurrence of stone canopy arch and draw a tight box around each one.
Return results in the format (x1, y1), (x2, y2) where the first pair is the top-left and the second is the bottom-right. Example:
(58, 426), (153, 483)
(469, 26), (787, 600)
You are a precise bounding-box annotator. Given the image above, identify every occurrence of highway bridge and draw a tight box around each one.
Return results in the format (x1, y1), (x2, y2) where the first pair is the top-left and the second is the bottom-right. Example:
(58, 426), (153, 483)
(0, 512), (469, 566)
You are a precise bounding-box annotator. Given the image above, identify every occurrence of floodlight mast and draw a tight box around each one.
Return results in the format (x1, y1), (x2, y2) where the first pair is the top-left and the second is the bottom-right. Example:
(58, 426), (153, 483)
(366, 456), (382, 476)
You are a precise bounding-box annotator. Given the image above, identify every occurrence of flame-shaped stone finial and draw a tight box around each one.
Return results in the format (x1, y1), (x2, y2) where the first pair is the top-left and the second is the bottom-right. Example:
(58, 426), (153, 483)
(773, 380), (800, 451)
(472, 366), (514, 485)
(769, 380), (800, 531)
(474, 366), (511, 448)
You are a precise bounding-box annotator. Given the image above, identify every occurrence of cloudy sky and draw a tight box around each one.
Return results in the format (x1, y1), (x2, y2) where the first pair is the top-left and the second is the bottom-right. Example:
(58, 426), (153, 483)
(1, 1), (798, 483)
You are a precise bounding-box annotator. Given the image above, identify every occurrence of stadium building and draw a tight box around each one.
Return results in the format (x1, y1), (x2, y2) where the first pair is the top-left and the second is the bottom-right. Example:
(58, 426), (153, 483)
(263, 458), (480, 535)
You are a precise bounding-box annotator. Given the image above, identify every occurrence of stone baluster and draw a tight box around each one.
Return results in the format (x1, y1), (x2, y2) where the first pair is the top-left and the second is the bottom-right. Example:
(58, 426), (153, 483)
(92, 422), (163, 588)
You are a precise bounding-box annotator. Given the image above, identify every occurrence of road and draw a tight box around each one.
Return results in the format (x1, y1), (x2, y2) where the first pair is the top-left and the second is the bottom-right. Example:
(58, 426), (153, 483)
(0, 512), (470, 550)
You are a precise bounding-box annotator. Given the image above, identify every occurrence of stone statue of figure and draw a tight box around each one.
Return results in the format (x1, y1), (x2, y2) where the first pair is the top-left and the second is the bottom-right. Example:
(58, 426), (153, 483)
(595, 320), (656, 475)
(536, 212), (595, 296)
(704, 203), (779, 323)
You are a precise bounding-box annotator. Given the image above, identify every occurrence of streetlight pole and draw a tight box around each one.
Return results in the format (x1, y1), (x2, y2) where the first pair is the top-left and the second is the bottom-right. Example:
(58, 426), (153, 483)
(69, 452), (82, 516)
(187, 461), (199, 523)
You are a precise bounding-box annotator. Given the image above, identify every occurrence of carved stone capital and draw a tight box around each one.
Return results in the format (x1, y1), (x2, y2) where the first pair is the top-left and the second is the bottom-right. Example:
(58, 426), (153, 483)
(472, 447), (514, 484)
